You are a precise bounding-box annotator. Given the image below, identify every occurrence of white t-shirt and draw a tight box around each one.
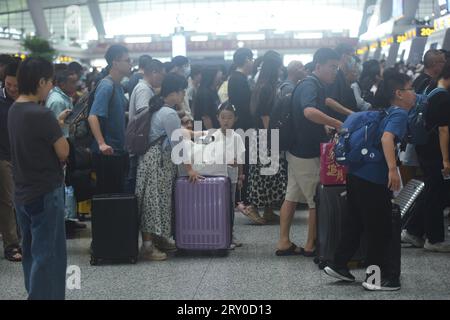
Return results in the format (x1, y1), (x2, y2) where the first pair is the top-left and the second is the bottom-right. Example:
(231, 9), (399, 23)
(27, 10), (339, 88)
(205, 130), (246, 183)
(179, 129), (246, 183)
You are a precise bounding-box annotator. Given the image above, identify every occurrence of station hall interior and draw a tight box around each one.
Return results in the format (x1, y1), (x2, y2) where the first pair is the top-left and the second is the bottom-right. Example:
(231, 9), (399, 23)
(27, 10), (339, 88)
(0, 0), (450, 301)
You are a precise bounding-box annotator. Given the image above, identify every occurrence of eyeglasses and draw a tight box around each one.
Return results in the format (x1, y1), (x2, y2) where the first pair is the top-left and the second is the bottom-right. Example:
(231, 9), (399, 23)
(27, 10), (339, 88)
(118, 58), (131, 64)
(399, 88), (415, 92)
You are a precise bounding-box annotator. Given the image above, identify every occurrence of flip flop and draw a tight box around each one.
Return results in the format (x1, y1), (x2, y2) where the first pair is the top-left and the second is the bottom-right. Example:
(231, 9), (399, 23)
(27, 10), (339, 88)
(4, 245), (22, 262)
(301, 248), (317, 257)
(236, 202), (247, 214)
(275, 243), (303, 256)
(241, 205), (266, 225)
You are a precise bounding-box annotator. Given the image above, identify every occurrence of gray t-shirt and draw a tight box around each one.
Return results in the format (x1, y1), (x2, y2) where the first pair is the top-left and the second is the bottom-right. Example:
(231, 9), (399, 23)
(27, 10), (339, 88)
(129, 79), (155, 122)
(149, 105), (182, 151)
(8, 102), (64, 204)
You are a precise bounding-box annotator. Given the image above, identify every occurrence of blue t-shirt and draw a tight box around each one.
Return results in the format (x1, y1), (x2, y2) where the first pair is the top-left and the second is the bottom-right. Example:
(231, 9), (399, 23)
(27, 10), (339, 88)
(290, 75), (329, 159)
(89, 77), (127, 153)
(349, 106), (408, 185)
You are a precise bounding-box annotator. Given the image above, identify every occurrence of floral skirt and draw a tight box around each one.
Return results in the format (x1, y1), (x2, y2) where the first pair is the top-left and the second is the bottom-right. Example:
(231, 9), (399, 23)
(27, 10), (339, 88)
(246, 157), (288, 209)
(135, 145), (176, 238)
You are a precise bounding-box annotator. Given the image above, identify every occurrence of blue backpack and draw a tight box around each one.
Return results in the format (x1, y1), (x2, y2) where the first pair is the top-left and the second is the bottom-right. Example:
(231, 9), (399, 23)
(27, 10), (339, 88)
(407, 87), (447, 145)
(334, 110), (389, 166)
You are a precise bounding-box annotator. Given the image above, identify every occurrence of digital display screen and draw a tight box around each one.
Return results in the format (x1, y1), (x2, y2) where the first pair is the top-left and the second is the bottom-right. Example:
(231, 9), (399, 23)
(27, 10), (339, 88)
(417, 27), (435, 37)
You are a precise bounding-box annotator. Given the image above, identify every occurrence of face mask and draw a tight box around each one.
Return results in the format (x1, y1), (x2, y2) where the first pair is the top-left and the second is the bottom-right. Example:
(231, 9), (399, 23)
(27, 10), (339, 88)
(184, 65), (191, 78)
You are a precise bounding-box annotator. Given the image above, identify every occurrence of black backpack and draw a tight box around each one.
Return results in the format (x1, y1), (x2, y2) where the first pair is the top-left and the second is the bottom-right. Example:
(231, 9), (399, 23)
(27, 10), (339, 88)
(269, 91), (295, 152)
(269, 76), (322, 152)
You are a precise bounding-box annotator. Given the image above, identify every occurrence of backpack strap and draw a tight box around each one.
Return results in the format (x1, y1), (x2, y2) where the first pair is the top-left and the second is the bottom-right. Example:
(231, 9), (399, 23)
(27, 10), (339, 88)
(427, 87), (447, 99)
(102, 76), (117, 115)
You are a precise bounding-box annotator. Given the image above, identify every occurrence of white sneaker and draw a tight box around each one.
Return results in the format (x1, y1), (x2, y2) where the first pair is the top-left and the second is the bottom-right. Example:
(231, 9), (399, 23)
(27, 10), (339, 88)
(232, 237), (243, 248)
(401, 230), (425, 248)
(424, 239), (450, 253)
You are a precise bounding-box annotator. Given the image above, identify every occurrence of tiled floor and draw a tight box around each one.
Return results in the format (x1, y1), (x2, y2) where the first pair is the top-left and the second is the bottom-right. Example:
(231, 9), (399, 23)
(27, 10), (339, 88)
(1, 211), (449, 300)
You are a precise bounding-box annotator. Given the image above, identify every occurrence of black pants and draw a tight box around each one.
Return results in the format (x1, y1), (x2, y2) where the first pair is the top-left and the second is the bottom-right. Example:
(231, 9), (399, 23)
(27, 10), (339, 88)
(406, 160), (450, 244)
(92, 152), (129, 195)
(334, 174), (397, 279)
(124, 154), (138, 194)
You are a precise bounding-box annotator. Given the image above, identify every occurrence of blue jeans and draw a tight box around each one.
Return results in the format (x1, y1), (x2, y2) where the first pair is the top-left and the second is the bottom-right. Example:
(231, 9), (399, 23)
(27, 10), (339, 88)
(15, 186), (67, 300)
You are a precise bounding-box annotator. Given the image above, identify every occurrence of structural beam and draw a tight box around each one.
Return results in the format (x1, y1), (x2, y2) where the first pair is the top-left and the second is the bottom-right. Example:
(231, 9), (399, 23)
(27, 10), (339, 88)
(26, 0), (50, 38)
(87, 0), (106, 40)
(359, 0), (378, 36)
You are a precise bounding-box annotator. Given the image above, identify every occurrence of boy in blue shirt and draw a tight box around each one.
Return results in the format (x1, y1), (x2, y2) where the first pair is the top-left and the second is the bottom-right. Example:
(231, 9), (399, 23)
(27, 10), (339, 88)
(88, 45), (131, 194)
(324, 72), (416, 291)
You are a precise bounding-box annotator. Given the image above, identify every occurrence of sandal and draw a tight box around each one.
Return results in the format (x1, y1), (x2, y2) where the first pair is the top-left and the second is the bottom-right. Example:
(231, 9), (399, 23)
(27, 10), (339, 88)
(301, 248), (317, 257)
(275, 243), (303, 256)
(236, 202), (247, 214)
(242, 205), (266, 225)
(4, 245), (22, 262)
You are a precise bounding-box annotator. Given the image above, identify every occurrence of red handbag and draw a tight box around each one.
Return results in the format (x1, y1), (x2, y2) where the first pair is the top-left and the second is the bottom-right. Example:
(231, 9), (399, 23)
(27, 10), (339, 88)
(320, 140), (347, 186)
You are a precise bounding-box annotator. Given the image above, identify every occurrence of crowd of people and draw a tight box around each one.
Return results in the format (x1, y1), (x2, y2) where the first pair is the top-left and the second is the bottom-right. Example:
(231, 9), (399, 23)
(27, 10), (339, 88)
(0, 42), (449, 299)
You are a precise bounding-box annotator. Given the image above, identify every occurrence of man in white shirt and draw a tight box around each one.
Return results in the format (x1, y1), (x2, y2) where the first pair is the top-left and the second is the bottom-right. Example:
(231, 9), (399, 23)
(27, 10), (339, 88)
(126, 59), (165, 193)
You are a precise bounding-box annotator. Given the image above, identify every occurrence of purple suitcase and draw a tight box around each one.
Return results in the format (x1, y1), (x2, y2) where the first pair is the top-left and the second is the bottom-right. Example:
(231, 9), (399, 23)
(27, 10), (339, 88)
(175, 176), (232, 251)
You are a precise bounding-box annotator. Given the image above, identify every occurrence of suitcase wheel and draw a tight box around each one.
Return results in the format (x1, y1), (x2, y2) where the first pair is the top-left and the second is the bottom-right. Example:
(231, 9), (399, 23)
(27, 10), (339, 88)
(216, 250), (228, 257)
(90, 256), (98, 266)
(313, 257), (320, 265)
(130, 258), (137, 264)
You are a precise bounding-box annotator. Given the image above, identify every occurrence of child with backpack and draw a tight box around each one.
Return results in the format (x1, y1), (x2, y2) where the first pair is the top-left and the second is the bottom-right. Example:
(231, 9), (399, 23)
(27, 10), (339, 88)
(324, 72), (416, 291)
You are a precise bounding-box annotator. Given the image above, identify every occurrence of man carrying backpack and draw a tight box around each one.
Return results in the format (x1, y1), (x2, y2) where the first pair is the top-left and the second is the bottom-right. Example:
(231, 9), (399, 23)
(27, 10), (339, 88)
(278, 61), (307, 97)
(324, 72), (416, 291)
(126, 59), (165, 194)
(276, 48), (344, 257)
(88, 45), (131, 194)
(413, 50), (446, 94)
(402, 62), (450, 253)
(400, 50), (447, 185)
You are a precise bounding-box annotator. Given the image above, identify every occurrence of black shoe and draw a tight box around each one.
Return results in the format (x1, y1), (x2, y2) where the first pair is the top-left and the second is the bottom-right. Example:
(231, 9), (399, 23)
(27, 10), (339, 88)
(363, 278), (401, 291)
(324, 264), (356, 282)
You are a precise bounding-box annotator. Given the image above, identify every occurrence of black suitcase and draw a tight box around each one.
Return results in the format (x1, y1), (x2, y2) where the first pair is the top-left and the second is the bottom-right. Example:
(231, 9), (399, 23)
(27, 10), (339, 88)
(393, 179), (425, 229)
(93, 152), (129, 195)
(314, 185), (366, 270)
(385, 202), (402, 280)
(90, 194), (139, 265)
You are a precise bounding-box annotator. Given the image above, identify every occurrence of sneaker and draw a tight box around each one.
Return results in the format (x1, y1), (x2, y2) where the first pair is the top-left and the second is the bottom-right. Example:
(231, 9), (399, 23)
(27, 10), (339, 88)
(363, 278), (401, 291)
(401, 230), (425, 248)
(324, 265), (356, 282)
(424, 239), (450, 253)
(139, 246), (168, 261)
(232, 237), (243, 248)
(153, 235), (177, 252)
